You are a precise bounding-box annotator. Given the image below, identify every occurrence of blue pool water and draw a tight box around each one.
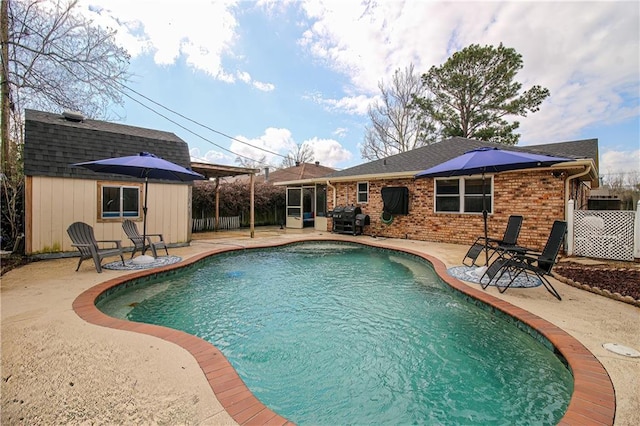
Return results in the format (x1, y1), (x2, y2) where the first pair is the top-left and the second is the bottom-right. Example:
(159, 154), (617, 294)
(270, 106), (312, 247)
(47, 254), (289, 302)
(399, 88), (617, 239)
(98, 242), (572, 425)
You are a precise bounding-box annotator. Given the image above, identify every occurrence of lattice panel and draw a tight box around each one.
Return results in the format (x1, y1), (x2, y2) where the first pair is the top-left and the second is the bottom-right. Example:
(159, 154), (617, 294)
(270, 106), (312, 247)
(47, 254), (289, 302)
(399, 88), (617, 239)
(574, 210), (635, 261)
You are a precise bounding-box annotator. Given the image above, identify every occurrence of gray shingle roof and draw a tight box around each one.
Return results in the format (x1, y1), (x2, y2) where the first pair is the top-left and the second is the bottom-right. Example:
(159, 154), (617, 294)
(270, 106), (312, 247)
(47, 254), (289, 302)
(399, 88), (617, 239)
(326, 137), (598, 179)
(24, 109), (193, 183)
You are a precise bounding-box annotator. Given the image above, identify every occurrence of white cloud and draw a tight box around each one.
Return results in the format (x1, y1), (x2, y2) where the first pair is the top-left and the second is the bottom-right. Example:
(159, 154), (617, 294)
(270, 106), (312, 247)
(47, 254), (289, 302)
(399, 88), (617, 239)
(230, 128), (296, 167)
(222, 129), (352, 169)
(295, 1), (639, 144)
(253, 81), (276, 92)
(78, 0), (637, 163)
(237, 71), (252, 84)
(296, 1), (484, 94)
(333, 127), (348, 138)
(306, 93), (372, 115)
(81, 0), (239, 79)
(600, 149), (640, 176)
(303, 137), (352, 168)
(487, 2), (640, 144)
(82, 0), (277, 91)
(190, 147), (232, 165)
(189, 147), (204, 161)
(236, 71), (276, 91)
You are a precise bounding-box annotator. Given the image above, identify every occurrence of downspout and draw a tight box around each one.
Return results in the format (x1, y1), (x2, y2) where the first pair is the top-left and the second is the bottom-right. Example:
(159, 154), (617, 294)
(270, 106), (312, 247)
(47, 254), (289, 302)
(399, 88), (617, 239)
(564, 160), (593, 222)
(326, 180), (337, 209)
(326, 180), (337, 233)
(214, 177), (220, 231)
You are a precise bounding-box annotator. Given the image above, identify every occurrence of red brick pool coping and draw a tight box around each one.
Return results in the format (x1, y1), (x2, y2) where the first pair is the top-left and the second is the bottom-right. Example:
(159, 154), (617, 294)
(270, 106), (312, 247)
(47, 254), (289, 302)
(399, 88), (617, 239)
(72, 238), (616, 426)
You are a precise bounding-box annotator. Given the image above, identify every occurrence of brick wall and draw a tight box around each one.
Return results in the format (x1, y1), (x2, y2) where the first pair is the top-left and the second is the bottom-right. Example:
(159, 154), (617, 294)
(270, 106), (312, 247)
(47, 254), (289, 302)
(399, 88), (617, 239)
(328, 170), (568, 251)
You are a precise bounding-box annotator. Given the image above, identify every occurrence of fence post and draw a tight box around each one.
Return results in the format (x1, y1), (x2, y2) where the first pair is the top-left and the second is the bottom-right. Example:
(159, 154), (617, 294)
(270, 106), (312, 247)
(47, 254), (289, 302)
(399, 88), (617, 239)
(635, 200), (640, 260)
(567, 199), (575, 256)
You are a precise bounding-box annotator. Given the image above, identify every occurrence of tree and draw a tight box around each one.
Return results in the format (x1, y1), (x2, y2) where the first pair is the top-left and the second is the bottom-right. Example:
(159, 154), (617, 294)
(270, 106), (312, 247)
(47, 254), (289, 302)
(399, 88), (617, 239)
(0, 0), (130, 249)
(281, 142), (314, 168)
(361, 64), (438, 161)
(0, 142), (24, 249)
(602, 171), (640, 210)
(416, 43), (550, 146)
(192, 180), (285, 227)
(235, 153), (267, 170)
(1, 0), (130, 174)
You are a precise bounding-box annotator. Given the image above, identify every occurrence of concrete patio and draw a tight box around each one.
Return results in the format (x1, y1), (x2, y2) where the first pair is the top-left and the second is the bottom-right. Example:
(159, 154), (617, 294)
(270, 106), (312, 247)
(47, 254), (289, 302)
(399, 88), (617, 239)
(1, 228), (638, 425)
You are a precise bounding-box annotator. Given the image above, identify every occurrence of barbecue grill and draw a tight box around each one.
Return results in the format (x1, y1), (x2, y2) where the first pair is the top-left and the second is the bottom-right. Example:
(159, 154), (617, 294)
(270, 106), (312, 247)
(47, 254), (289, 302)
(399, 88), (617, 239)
(331, 205), (369, 235)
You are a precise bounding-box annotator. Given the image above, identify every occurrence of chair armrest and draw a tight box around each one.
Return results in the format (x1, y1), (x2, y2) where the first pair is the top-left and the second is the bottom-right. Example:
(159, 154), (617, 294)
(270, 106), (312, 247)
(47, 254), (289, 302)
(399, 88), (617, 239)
(71, 243), (92, 248)
(510, 253), (553, 269)
(474, 236), (500, 244)
(511, 252), (537, 261)
(145, 233), (165, 241)
(96, 240), (123, 248)
(498, 244), (539, 255)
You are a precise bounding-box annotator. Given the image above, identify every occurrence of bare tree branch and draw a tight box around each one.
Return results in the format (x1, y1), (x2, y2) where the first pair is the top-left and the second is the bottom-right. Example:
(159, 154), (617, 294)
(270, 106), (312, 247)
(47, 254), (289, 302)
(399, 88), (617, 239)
(5, 0), (130, 123)
(361, 64), (438, 161)
(1, 0), (131, 248)
(281, 143), (314, 168)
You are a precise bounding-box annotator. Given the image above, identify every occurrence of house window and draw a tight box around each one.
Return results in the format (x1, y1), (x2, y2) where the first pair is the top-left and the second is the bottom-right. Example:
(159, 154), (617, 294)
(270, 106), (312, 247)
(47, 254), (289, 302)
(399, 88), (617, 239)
(357, 182), (369, 203)
(99, 183), (141, 220)
(434, 177), (492, 213)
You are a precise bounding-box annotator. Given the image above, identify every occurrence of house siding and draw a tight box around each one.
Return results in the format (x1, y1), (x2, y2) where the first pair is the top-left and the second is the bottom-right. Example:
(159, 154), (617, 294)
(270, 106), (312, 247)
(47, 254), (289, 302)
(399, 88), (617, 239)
(26, 176), (191, 254)
(328, 170), (567, 251)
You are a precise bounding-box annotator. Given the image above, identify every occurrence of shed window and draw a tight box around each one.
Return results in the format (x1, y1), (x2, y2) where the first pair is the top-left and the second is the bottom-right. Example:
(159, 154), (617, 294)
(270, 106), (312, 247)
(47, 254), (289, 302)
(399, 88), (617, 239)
(357, 182), (369, 203)
(435, 177), (492, 214)
(99, 184), (141, 219)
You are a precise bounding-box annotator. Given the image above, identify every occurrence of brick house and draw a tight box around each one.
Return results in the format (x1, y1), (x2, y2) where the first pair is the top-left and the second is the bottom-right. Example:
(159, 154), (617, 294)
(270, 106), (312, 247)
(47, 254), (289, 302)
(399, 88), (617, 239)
(23, 109), (196, 255)
(277, 137), (598, 250)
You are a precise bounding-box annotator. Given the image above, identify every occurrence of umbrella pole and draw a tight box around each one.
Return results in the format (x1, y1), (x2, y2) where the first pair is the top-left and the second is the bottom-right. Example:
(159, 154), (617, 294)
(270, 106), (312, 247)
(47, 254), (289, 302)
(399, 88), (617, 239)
(482, 172), (489, 266)
(142, 176), (148, 255)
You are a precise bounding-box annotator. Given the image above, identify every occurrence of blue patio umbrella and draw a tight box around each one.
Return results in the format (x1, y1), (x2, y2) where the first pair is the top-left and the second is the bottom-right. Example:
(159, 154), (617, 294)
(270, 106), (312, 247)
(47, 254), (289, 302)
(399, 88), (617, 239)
(72, 152), (205, 255)
(415, 147), (572, 265)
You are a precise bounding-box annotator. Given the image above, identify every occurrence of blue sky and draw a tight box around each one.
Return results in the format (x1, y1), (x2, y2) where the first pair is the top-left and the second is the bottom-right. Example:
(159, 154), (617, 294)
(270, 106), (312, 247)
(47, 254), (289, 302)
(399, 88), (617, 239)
(81, 0), (639, 179)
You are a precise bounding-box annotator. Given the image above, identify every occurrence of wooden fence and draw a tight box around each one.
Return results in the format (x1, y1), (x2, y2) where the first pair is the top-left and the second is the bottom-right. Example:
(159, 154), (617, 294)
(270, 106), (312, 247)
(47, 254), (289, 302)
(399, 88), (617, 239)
(192, 216), (240, 232)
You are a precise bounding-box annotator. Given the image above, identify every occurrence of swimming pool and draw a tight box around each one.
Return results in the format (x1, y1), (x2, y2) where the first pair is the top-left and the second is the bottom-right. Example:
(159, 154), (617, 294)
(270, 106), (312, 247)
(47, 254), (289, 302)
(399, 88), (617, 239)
(98, 242), (573, 425)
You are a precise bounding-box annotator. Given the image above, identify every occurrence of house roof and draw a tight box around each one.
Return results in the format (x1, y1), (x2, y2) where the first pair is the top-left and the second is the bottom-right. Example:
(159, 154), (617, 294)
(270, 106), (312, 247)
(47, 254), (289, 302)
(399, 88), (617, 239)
(263, 162), (336, 184)
(277, 137), (598, 184)
(225, 162), (336, 185)
(23, 109), (193, 183)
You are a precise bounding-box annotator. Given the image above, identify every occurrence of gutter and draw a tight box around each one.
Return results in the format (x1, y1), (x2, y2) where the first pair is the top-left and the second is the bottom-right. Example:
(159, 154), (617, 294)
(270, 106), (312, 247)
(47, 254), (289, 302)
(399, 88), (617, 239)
(275, 170), (419, 186)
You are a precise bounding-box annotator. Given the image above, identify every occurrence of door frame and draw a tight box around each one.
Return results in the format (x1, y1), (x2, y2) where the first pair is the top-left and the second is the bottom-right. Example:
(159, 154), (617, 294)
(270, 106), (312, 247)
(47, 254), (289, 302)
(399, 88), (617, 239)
(286, 187), (303, 229)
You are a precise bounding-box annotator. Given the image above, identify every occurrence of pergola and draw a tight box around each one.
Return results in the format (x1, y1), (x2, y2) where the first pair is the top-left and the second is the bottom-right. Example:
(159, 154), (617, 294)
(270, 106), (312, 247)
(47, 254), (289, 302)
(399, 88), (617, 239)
(190, 162), (260, 238)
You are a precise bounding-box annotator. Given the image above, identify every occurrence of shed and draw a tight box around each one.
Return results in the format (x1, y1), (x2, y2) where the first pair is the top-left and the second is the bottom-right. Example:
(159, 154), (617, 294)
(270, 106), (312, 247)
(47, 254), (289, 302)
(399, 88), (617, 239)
(23, 109), (196, 255)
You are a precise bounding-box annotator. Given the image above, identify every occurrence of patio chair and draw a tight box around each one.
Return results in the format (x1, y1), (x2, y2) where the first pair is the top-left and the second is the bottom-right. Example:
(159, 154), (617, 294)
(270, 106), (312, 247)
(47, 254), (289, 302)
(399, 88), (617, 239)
(122, 219), (168, 258)
(480, 220), (567, 300)
(462, 215), (524, 266)
(67, 222), (125, 273)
